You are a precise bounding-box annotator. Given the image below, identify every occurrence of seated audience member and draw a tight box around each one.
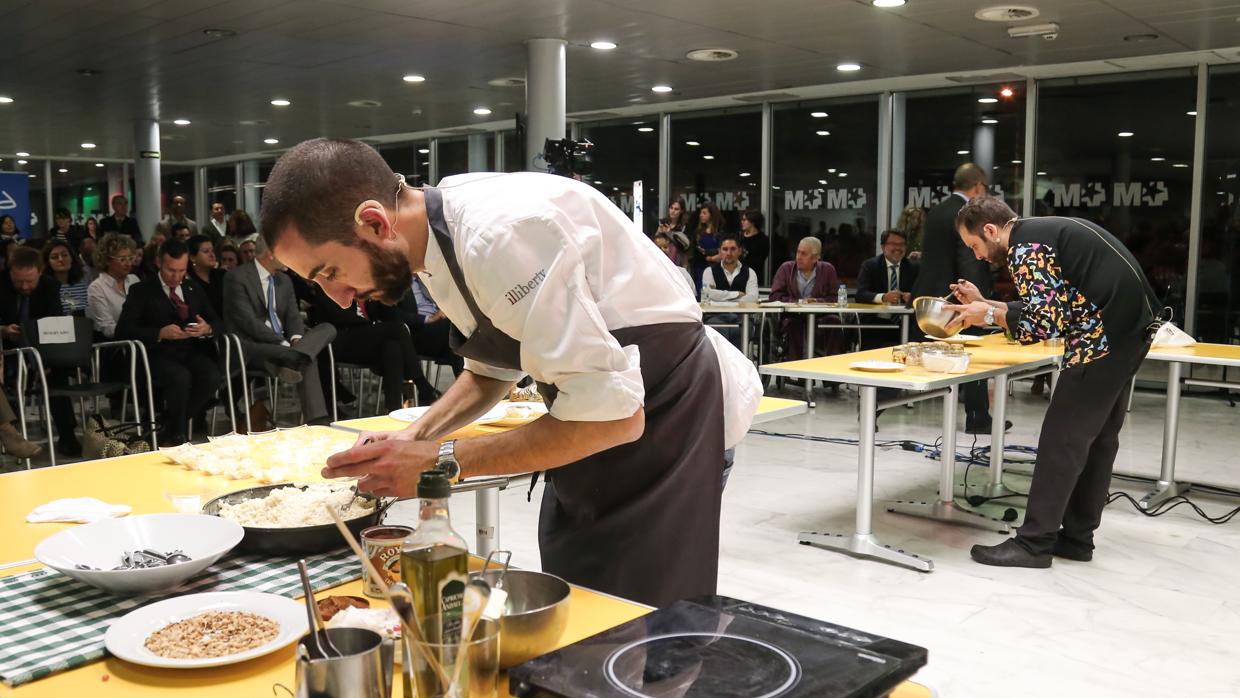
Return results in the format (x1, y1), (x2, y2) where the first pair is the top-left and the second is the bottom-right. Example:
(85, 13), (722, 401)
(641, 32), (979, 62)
(86, 234), (140, 339)
(0, 215), (19, 240)
(701, 237), (759, 347)
(769, 236), (845, 361)
(738, 209), (770, 285)
(117, 240), (223, 445)
(238, 236), (257, 266)
(398, 276), (464, 376)
(653, 232), (677, 263)
(98, 195), (142, 244)
(42, 239), (89, 316)
(171, 222), (192, 242)
(78, 235), (99, 283)
(0, 246), (82, 456)
(186, 235), (226, 317)
(227, 210), (257, 246)
(310, 288), (440, 408)
(50, 208), (84, 249)
(218, 243), (240, 272)
(855, 228), (918, 316)
(223, 235), (335, 425)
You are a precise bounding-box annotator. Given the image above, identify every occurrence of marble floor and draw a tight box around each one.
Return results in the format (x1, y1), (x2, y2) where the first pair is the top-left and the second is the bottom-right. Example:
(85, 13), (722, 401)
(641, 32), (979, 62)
(386, 380), (1240, 698)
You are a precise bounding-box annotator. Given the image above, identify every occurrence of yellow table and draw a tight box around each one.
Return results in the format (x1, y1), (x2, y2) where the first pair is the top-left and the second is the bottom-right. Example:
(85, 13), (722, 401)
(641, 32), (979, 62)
(760, 339), (1060, 571)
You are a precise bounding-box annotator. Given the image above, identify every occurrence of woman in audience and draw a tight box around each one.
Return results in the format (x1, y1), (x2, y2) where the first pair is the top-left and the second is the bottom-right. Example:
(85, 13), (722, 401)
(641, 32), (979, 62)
(83, 216), (100, 243)
(218, 243), (240, 272)
(77, 235), (99, 283)
(86, 234), (139, 339)
(691, 202), (726, 294)
(0, 215), (19, 241)
(227, 210), (257, 244)
(42, 239), (89, 315)
(738, 209), (770, 284)
(655, 198), (691, 267)
(897, 204), (926, 260)
(137, 240), (161, 281)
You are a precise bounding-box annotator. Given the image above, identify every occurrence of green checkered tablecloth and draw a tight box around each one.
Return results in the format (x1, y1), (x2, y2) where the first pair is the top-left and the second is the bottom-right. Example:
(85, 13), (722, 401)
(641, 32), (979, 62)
(0, 550), (360, 687)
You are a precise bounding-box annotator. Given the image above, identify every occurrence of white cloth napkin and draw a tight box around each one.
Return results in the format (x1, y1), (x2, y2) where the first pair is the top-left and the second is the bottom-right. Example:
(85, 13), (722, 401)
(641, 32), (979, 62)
(26, 498), (131, 524)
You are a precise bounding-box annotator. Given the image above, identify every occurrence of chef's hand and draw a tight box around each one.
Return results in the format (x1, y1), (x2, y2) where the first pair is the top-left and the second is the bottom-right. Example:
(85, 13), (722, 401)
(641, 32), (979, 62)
(949, 279), (983, 304)
(323, 438), (439, 497)
(942, 301), (991, 333)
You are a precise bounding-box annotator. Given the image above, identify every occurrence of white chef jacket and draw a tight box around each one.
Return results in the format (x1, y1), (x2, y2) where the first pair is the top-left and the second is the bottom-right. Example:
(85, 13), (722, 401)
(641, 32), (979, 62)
(420, 172), (761, 448)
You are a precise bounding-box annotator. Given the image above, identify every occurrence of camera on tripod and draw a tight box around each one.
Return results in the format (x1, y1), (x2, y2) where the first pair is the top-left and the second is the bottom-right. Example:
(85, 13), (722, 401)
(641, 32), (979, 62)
(542, 138), (594, 178)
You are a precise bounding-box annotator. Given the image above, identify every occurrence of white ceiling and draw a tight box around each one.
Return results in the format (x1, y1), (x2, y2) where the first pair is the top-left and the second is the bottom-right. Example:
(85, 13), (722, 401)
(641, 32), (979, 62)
(3, 0), (1240, 163)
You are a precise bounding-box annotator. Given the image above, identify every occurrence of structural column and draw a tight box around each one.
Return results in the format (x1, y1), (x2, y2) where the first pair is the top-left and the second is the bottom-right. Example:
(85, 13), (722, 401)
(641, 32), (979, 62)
(242, 161), (261, 215)
(133, 120), (161, 237)
(467, 134), (488, 172)
(525, 38), (566, 172)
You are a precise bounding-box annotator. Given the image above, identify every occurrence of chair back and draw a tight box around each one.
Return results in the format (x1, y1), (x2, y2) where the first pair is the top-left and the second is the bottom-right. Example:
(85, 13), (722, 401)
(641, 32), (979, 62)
(22, 316), (96, 369)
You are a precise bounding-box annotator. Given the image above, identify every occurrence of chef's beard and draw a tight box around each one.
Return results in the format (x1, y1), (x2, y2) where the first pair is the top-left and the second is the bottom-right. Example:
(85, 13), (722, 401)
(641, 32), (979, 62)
(358, 244), (413, 305)
(983, 238), (1008, 266)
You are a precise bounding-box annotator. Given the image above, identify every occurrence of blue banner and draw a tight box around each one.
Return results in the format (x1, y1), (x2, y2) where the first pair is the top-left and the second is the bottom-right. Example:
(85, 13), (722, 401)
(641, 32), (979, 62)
(0, 171), (32, 238)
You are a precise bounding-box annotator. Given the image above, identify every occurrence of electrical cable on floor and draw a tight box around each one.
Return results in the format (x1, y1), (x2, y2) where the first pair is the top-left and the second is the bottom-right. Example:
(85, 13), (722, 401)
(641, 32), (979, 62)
(1105, 491), (1240, 524)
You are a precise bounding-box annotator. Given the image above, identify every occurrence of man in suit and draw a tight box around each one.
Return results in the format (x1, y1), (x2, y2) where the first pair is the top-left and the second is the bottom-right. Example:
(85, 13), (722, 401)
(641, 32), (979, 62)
(98, 194), (143, 244)
(117, 240), (223, 444)
(0, 246), (83, 456)
(223, 235), (336, 425)
(398, 276), (464, 376)
(768, 236), (845, 361)
(856, 229), (920, 415)
(910, 163), (1005, 434)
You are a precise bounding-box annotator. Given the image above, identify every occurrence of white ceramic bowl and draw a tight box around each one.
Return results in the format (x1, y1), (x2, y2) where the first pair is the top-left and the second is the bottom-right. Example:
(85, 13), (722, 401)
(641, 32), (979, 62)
(34, 513), (244, 596)
(921, 350), (971, 374)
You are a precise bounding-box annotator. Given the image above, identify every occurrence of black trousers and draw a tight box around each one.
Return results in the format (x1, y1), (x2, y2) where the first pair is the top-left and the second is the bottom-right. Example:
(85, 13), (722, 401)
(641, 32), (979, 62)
(46, 369), (80, 445)
(332, 321), (432, 410)
(1016, 340), (1151, 554)
(911, 326), (989, 421)
(408, 319), (463, 375)
(153, 351), (223, 440)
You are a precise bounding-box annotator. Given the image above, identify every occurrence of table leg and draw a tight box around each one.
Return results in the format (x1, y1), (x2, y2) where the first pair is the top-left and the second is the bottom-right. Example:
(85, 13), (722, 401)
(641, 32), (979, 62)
(900, 315), (909, 344)
(887, 385), (1012, 533)
(1143, 361), (1190, 509)
(799, 385), (934, 571)
(804, 314), (817, 408)
(475, 488), (499, 556)
(985, 372), (1019, 499)
(741, 315), (751, 361)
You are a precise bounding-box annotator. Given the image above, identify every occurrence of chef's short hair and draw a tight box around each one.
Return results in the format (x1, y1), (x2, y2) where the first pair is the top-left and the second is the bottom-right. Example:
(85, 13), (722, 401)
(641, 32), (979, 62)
(260, 138), (396, 250)
(955, 196), (1017, 238)
(797, 236), (822, 256)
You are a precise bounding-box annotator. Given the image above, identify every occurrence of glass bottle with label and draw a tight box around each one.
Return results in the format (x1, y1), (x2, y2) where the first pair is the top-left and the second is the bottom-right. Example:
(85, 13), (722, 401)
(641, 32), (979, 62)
(400, 470), (469, 648)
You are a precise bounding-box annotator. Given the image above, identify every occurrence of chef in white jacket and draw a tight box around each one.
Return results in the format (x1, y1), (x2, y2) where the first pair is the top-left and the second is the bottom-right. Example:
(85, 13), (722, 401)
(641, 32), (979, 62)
(262, 138), (761, 607)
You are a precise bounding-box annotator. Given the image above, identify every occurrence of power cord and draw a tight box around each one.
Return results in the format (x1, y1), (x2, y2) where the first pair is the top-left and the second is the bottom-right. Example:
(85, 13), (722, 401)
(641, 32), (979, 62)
(1106, 491), (1240, 524)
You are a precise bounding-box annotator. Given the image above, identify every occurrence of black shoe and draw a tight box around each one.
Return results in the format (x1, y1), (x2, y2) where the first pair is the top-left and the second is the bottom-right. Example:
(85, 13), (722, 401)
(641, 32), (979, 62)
(964, 418), (1013, 435)
(970, 538), (1052, 568)
(1052, 536), (1093, 562)
(56, 437), (82, 458)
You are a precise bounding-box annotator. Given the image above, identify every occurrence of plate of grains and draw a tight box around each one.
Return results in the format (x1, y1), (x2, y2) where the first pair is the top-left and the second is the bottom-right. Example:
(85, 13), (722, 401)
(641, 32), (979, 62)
(105, 591), (307, 668)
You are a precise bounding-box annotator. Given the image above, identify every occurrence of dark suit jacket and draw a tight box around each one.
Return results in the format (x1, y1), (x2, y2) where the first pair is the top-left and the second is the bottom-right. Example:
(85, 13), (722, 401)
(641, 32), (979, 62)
(855, 254), (918, 305)
(911, 193), (992, 300)
(188, 267), (227, 319)
(222, 262), (304, 345)
(0, 274), (63, 326)
(768, 260), (841, 303)
(309, 287), (400, 330)
(98, 215), (143, 245)
(116, 278), (220, 360)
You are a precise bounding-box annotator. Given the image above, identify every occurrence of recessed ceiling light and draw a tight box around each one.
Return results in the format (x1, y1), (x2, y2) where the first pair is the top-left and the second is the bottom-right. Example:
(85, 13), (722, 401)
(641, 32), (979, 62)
(686, 48), (739, 62)
(810, 111), (829, 118)
(1012, 159), (1022, 164)
(1151, 157), (1165, 162)
(17, 160), (27, 164)
(347, 99), (382, 108)
(1118, 131), (1134, 137)
(264, 138), (279, 145)
(590, 40), (617, 50)
(978, 97), (998, 104)
(80, 142), (96, 149)
(473, 107), (492, 115)
(270, 99), (291, 107)
(1000, 87), (1015, 98)
(686, 140), (700, 146)
(873, 0), (906, 6)
(836, 63), (862, 72)
(1187, 110), (1197, 116)
(957, 149), (970, 155)
(1037, 171), (1047, 176)
(981, 118), (998, 124)
(818, 179), (828, 184)
(838, 172), (848, 177)
(703, 155), (715, 160)
(57, 168), (68, 173)
(27, 174), (35, 178)
(828, 168), (837, 173)
(418, 148), (430, 154)
(0, 96), (13, 104)
(95, 162), (104, 167)
(173, 119), (191, 126)
(16, 152), (29, 157)
(403, 74), (426, 83)
(1173, 163), (1189, 168)
(637, 126), (654, 132)
(815, 130), (830, 136)
(739, 172), (751, 177)
(651, 85), (673, 93)
(772, 185), (781, 190)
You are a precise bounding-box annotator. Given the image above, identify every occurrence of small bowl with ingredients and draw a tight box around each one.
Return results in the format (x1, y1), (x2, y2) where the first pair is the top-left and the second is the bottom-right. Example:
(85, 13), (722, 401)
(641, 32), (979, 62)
(34, 513), (243, 596)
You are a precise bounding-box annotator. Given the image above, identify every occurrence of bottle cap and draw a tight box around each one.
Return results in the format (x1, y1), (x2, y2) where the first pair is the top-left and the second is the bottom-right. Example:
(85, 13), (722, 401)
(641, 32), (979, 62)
(418, 470), (452, 499)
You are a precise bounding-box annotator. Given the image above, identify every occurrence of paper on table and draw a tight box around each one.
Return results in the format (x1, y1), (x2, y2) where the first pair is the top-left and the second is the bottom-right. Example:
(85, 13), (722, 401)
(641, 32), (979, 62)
(26, 497), (131, 524)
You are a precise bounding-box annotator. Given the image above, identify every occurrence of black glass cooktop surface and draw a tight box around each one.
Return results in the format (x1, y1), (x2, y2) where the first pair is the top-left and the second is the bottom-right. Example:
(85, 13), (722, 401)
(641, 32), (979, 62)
(509, 596), (928, 698)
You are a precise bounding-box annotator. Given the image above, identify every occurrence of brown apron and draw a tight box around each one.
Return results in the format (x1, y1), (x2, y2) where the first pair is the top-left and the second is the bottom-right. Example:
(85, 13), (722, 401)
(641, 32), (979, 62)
(423, 186), (725, 608)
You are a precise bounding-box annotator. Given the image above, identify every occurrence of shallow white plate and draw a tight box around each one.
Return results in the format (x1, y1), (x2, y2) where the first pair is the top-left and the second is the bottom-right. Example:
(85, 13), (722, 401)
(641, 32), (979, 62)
(850, 361), (905, 373)
(389, 403), (508, 424)
(105, 591), (307, 669)
(476, 401), (549, 426)
(942, 333), (983, 343)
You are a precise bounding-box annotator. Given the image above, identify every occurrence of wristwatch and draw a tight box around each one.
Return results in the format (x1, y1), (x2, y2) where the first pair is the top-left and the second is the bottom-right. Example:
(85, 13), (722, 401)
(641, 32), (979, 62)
(983, 306), (997, 327)
(436, 440), (461, 484)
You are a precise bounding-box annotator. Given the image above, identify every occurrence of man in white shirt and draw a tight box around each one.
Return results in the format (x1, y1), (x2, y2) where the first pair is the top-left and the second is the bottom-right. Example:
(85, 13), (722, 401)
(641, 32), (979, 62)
(205, 202), (229, 240)
(700, 237), (758, 347)
(260, 138), (761, 607)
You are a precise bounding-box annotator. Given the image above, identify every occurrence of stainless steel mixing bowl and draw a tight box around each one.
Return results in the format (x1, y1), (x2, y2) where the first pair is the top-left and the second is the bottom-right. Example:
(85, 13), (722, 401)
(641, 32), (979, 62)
(914, 295), (961, 339)
(471, 569), (571, 667)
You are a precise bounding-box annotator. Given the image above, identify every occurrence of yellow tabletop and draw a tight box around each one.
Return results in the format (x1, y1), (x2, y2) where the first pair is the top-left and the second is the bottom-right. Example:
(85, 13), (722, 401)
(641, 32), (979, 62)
(1147, 341), (1240, 367)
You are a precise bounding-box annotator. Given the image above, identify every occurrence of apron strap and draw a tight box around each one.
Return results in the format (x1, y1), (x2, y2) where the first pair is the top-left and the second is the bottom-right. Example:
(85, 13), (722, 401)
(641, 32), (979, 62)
(422, 186), (492, 334)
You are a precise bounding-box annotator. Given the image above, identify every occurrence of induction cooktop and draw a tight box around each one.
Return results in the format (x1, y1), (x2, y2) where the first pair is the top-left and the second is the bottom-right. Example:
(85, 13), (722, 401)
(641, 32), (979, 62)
(509, 595), (928, 698)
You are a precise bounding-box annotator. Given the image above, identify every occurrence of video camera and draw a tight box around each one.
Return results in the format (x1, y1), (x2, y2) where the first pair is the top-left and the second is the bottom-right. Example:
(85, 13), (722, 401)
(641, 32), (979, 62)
(542, 138), (594, 178)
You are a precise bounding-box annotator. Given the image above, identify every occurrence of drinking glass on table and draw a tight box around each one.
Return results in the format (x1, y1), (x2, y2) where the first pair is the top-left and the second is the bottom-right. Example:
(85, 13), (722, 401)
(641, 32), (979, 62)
(161, 468), (213, 513)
